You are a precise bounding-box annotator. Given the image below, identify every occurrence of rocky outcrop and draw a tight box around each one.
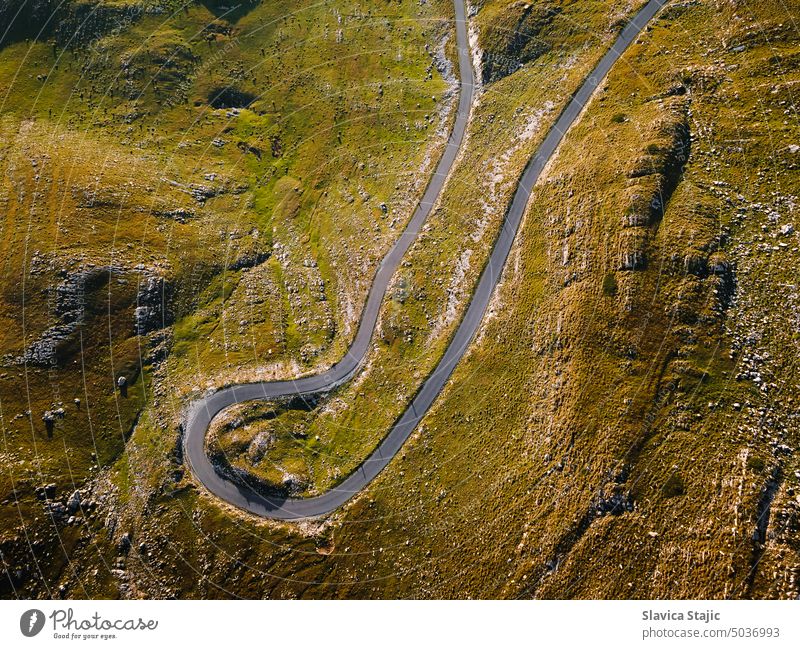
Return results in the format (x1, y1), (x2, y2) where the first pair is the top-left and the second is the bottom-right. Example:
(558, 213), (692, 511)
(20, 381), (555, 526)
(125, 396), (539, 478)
(619, 98), (691, 271)
(593, 490), (635, 516)
(477, 1), (562, 84)
(619, 230), (648, 271)
(11, 266), (117, 366)
(8, 264), (172, 366)
(134, 273), (173, 335)
(208, 450), (309, 499)
(227, 250), (270, 272)
(622, 175), (665, 228)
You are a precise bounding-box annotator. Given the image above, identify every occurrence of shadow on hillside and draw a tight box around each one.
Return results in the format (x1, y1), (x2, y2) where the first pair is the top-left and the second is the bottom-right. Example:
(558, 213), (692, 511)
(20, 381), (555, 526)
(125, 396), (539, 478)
(198, 0), (263, 24)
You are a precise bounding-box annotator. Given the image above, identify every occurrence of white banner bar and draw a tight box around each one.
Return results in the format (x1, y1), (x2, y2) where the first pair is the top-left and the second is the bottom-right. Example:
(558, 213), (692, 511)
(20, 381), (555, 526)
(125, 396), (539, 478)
(0, 601), (800, 649)
(1, 600), (797, 648)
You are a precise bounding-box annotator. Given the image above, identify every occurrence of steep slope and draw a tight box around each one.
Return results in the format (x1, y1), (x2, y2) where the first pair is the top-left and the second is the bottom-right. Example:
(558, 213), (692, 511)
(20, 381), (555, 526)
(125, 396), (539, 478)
(0, 0), (456, 597)
(62, 0), (658, 598)
(4, 0), (797, 601)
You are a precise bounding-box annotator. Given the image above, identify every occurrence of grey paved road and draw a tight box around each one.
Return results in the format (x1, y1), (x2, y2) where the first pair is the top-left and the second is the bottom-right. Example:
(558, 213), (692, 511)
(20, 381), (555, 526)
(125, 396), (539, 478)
(184, 0), (669, 519)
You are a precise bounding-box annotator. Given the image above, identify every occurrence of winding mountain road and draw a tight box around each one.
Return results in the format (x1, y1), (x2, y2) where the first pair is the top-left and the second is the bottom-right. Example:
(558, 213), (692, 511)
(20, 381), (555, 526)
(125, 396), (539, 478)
(184, 0), (669, 519)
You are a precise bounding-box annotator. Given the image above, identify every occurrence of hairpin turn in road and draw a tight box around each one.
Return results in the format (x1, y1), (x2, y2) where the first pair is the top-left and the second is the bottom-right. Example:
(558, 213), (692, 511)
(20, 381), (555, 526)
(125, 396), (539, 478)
(183, 0), (670, 519)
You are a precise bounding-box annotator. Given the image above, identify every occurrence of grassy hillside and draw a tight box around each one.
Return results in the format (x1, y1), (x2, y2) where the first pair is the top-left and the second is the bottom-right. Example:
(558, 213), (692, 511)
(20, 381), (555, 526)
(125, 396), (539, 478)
(194, 0), (652, 500)
(52, 0), (659, 599)
(292, 0), (800, 598)
(0, 0), (456, 597)
(2, 0), (798, 600)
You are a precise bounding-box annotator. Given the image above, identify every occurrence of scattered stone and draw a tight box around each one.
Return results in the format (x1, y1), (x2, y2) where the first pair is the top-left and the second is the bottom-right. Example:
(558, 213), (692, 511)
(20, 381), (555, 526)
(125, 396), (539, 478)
(594, 491), (634, 515)
(36, 483), (57, 500)
(66, 490), (82, 514)
(48, 502), (68, 519)
(157, 207), (195, 223)
(118, 533), (132, 555)
(620, 250), (646, 270)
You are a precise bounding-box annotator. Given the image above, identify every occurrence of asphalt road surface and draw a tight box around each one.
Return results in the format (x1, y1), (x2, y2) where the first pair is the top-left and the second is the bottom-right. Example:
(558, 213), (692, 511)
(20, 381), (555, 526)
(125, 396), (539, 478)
(184, 0), (669, 519)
